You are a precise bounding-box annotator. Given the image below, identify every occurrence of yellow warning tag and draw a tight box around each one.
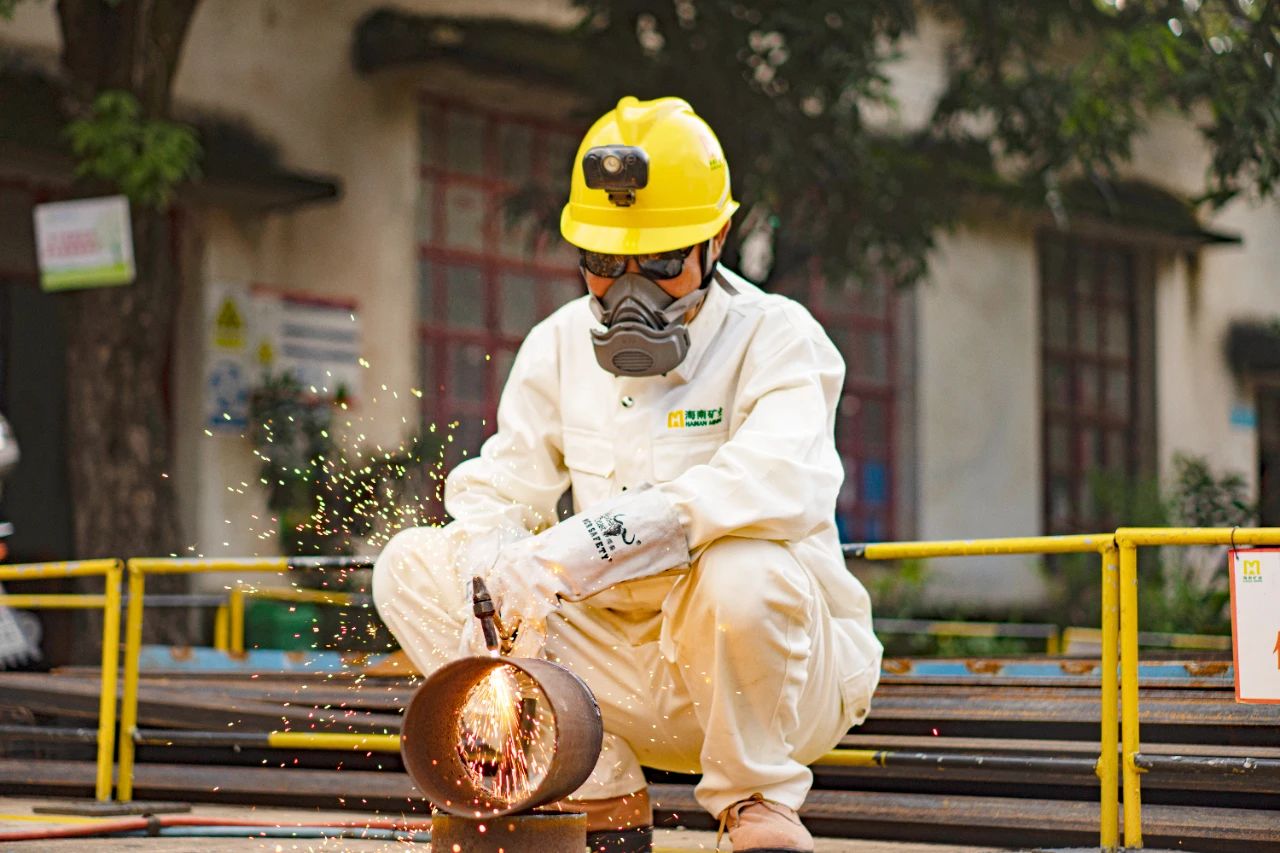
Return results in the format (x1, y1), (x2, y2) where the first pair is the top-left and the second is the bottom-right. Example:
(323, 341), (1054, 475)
(214, 298), (245, 349)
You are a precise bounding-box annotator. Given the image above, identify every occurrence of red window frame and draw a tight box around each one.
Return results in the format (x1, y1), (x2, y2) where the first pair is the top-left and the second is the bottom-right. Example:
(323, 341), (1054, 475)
(1039, 232), (1155, 533)
(416, 97), (583, 467)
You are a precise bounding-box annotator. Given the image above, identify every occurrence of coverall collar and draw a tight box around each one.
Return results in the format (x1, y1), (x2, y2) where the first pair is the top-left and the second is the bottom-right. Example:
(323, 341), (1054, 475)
(668, 269), (736, 383)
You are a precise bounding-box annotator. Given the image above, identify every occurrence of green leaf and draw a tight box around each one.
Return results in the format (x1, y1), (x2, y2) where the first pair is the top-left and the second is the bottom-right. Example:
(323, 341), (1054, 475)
(66, 90), (201, 209)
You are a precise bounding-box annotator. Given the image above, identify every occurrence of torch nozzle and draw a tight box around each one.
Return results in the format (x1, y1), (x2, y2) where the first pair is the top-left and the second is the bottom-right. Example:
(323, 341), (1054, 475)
(471, 576), (502, 653)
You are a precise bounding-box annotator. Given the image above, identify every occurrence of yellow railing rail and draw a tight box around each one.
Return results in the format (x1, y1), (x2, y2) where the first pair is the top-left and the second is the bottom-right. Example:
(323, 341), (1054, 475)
(0, 559), (122, 802)
(851, 533), (1122, 850)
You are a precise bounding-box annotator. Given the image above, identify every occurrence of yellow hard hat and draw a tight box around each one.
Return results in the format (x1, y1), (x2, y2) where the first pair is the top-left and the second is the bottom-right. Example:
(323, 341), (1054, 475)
(560, 96), (739, 255)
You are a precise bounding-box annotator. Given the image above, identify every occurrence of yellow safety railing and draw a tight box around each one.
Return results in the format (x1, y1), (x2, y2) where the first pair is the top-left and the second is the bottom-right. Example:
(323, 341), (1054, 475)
(0, 559), (122, 802)
(852, 533), (1122, 850)
(1110, 527), (1280, 849)
(117, 557), (372, 802)
(78, 530), (1266, 846)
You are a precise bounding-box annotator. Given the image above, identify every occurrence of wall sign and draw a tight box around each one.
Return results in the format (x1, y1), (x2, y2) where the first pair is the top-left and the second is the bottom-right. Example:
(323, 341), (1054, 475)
(33, 196), (136, 291)
(1229, 549), (1280, 703)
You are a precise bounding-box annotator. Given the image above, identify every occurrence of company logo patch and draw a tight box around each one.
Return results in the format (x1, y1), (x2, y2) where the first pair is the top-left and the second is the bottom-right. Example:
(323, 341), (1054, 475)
(1242, 558), (1264, 584)
(667, 408), (723, 429)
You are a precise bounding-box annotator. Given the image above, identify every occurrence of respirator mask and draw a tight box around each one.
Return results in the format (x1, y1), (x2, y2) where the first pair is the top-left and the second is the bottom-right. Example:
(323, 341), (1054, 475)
(578, 142), (717, 376)
(588, 273), (709, 377)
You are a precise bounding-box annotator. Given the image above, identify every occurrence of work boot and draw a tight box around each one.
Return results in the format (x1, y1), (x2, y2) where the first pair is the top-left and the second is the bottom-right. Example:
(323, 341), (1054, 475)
(717, 794), (814, 852)
(545, 788), (652, 852)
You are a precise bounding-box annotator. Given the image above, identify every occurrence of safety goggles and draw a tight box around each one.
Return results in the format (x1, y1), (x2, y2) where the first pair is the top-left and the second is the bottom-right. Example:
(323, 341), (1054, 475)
(578, 244), (697, 280)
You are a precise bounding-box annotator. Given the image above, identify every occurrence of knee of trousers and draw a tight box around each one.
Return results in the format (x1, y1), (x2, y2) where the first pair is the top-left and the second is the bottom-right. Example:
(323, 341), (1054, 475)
(687, 537), (813, 636)
(372, 527), (466, 634)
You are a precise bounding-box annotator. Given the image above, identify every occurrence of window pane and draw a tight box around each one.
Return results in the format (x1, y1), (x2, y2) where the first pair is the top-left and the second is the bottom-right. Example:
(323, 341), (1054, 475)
(542, 131), (578, 186)
(1105, 309), (1129, 358)
(1105, 369), (1129, 417)
(1074, 247), (1095, 297)
(451, 344), (490, 403)
(1078, 365), (1100, 412)
(1049, 476), (1072, 528)
(499, 123), (533, 183)
(1080, 427), (1103, 471)
(446, 110), (485, 175)
(1044, 359), (1070, 406)
(1105, 430), (1128, 470)
(1040, 237), (1067, 292)
(862, 399), (888, 446)
(418, 258), (436, 320)
(1048, 423), (1071, 470)
(497, 200), (535, 261)
(494, 347), (516, 389)
(1078, 305), (1100, 352)
(445, 265), (486, 329)
(443, 184), (487, 252)
(499, 273), (538, 336)
(419, 339), (437, 400)
(836, 329), (888, 383)
(417, 176), (436, 244)
(1045, 295), (1069, 348)
(548, 277), (584, 310)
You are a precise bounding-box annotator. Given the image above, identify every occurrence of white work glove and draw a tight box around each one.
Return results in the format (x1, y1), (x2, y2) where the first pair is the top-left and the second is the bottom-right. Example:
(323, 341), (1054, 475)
(461, 487), (690, 658)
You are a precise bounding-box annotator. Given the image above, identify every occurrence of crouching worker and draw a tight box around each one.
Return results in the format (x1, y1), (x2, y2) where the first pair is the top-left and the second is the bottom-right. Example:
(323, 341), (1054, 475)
(374, 96), (882, 853)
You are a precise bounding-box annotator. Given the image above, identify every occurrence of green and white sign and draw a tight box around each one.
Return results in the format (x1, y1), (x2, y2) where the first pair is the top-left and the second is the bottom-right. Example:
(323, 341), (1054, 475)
(33, 195), (135, 291)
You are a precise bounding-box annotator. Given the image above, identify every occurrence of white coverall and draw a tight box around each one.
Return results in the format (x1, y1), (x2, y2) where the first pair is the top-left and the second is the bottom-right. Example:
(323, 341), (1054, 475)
(373, 267), (883, 816)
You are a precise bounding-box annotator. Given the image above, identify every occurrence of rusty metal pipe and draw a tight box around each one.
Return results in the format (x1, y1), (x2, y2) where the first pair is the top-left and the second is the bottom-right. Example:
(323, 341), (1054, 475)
(400, 656), (603, 817)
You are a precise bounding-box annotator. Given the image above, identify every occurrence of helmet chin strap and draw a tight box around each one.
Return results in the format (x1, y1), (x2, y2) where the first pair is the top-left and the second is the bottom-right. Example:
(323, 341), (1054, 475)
(699, 237), (718, 290)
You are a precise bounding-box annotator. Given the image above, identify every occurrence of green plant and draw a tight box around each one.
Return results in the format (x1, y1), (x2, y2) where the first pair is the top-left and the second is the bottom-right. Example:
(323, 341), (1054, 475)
(1044, 453), (1256, 635)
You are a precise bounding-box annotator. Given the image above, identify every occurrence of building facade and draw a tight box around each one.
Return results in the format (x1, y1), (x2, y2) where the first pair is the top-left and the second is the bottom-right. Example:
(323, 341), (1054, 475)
(1, 1), (1275, 610)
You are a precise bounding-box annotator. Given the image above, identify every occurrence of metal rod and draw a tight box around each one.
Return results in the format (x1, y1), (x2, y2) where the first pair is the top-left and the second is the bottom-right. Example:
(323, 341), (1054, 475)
(116, 564), (147, 803)
(1098, 543), (1120, 851)
(0, 724), (101, 743)
(845, 533), (1114, 561)
(0, 594), (107, 609)
(1134, 754), (1280, 777)
(873, 618), (1059, 640)
(1118, 540), (1143, 848)
(132, 729), (401, 753)
(0, 559), (121, 582)
(94, 562), (122, 802)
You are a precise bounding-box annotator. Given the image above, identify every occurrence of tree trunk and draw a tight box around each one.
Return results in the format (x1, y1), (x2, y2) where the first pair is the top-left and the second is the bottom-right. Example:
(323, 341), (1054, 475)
(55, 0), (200, 649)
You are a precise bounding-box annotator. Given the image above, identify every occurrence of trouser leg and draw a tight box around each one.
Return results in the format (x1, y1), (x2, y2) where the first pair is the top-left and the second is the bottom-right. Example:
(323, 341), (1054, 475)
(372, 527), (470, 673)
(664, 536), (853, 818)
(373, 526), (679, 800)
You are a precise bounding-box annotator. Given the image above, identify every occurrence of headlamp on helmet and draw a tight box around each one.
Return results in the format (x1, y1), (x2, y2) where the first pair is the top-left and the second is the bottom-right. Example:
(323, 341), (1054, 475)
(582, 145), (649, 207)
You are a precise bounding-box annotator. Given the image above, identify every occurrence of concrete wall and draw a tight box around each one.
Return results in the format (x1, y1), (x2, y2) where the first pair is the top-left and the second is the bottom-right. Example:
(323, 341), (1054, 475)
(915, 223), (1047, 608)
(1126, 114), (1278, 493)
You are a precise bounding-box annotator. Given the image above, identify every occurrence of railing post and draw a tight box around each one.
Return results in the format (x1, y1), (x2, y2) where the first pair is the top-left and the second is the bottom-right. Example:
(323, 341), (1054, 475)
(229, 584), (246, 654)
(115, 562), (147, 802)
(213, 603), (229, 651)
(1098, 543), (1120, 850)
(1118, 537), (1143, 847)
(93, 561), (122, 802)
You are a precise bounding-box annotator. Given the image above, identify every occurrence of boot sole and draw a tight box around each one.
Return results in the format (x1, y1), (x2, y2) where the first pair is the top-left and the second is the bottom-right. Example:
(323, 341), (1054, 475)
(586, 825), (653, 852)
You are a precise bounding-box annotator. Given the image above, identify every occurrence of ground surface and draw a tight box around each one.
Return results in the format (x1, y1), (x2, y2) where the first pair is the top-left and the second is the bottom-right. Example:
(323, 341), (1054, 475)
(0, 797), (1006, 851)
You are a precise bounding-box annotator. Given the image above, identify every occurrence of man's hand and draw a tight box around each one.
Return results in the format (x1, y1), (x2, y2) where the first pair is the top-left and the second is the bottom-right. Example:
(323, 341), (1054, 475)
(459, 487), (690, 658)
